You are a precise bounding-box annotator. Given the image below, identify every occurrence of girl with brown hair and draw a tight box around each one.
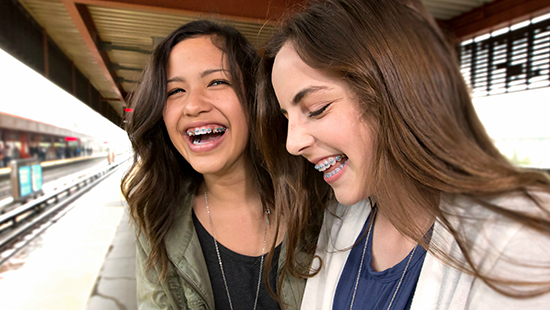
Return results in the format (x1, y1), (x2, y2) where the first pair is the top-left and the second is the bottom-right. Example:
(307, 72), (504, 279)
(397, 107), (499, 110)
(122, 20), (304, 309)
(256, 0), (550, 309)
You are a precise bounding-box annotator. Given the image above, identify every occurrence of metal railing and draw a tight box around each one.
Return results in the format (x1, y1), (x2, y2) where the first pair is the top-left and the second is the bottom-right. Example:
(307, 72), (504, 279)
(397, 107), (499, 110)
(0, 158), (128, 266)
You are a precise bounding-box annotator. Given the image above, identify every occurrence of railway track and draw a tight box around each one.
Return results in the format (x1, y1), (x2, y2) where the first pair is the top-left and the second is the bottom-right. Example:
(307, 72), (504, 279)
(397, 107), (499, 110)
(0, 159), (127, 266)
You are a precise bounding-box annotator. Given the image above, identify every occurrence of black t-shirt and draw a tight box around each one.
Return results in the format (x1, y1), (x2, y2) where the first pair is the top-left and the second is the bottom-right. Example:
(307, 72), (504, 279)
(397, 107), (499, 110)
(192, 211), (282, 310)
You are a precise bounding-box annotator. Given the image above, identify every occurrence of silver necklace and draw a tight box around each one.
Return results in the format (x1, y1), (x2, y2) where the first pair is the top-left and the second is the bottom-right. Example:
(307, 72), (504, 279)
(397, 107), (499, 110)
(350, 209), (418, 310)
(204, 190), (269, 310)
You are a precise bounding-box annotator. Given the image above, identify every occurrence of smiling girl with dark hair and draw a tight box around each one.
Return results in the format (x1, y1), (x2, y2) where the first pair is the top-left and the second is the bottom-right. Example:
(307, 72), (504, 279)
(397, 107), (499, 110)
(122, 20), (306, 309)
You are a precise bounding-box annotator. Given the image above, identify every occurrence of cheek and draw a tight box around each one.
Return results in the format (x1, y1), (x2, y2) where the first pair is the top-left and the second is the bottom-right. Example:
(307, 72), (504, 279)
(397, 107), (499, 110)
(162, 114), (174, 133)
(234, 120), (250, 145)
(229, 103), (250, 140)
(346, 118), (375, 167)
(163, 104), (179, 131)
(358, 128), (376, 177)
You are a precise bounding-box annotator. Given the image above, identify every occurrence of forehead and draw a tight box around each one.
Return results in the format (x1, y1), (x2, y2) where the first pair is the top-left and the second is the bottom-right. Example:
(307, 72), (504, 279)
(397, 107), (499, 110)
(272, 43), (345, 105)
(167, 36), (226, 75)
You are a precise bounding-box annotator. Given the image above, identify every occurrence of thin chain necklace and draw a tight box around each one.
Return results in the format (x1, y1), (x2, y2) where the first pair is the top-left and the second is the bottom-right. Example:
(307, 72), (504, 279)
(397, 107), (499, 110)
(350, 208), (418, 310)
(204, 190), (269, 310)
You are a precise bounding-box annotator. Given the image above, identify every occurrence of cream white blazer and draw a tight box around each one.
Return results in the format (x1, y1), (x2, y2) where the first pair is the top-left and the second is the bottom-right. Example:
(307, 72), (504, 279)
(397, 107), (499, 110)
(301, 193), (550, 310)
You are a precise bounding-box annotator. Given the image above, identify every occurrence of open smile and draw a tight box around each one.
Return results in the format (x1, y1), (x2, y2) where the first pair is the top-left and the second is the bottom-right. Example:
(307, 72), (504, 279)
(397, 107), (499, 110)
(314, 155), (348, 182)
(185, 124), (227, 151)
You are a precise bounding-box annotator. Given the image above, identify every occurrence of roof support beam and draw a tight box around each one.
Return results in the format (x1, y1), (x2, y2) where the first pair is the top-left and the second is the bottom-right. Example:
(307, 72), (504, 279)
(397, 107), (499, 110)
(74, 0), (306, 23)
(61, 0), (126, 105)
(446, 0), (550, 39)
(42, 30), (49, 78)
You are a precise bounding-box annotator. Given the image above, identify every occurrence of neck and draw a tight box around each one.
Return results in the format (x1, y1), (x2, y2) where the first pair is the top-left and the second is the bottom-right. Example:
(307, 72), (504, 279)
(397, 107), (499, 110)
(370, 212), (415, 272)
(202, 161), (261, 213)
(194, 161), (278, 257)
(370, 202), (434, 272)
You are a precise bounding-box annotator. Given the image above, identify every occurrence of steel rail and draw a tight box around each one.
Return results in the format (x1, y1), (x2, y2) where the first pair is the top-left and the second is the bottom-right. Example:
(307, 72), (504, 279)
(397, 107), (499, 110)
(0, 159), (128, 266)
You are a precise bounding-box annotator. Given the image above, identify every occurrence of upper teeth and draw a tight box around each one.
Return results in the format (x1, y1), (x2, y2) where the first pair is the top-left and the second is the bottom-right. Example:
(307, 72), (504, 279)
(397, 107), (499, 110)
(187, 126), (226, 136)
(314, 155), (343, 172)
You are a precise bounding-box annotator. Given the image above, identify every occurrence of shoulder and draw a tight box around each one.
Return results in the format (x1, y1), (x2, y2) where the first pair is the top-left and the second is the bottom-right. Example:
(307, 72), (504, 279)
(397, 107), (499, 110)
(414, 193), (550, 309)
(466, 192), (550, 308)
(485, 191), (550, 215)
(441, 191), (550, 229)
(135, 194), (196, 258)
(440, 191), (550, 280)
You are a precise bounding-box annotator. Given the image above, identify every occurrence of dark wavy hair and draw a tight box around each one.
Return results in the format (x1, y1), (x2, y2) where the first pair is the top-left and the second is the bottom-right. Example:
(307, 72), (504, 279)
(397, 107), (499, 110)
(257, 0), (550, 298)
(121, 20), (273, 281)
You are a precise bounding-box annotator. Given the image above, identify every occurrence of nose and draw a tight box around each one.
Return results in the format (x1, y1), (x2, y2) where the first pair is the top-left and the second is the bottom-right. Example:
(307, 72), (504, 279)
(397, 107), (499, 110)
(183, 89), (212, 117)
(286, 117), (314, 156)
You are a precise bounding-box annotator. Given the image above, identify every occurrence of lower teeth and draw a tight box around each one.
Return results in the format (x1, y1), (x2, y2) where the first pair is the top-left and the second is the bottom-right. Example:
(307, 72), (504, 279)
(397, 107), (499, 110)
(325, 162), (345, 178)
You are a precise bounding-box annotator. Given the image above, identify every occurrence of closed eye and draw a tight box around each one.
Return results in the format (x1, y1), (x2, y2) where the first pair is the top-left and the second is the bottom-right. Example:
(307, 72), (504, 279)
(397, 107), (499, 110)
(167, 88), (184, 97)
(308, 102), (332, 117)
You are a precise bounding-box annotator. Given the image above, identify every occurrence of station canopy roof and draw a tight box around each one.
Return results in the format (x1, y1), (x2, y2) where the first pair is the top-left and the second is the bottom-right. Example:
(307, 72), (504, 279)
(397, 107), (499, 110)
(15, 0), (550, 115)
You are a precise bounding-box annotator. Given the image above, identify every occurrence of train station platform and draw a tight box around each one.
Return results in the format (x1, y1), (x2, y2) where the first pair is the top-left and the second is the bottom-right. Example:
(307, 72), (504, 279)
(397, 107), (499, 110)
(0, 154), (115, 211)
(0, 161), (137, 310)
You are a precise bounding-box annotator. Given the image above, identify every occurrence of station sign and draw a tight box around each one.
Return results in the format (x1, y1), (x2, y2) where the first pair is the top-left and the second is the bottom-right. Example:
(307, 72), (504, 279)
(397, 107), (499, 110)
(10, 159), (43, 202)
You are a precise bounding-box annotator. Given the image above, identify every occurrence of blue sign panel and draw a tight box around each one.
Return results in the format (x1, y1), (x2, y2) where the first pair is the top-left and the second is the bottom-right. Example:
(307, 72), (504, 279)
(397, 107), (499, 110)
(31, 164), (43, 191)
(19, 166), (32, 197)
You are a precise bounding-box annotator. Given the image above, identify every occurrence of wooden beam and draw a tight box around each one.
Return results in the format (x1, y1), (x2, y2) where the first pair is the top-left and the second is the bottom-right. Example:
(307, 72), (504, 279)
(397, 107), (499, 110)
(74, 0), (306, 23)
(42, 29), (49, 78)
(61, 0), (126, 104)
(75, 3), (128, 100)
(446, 0), (550, 39)
(71, 62), (76, 95)
(88, 80), (92, 107)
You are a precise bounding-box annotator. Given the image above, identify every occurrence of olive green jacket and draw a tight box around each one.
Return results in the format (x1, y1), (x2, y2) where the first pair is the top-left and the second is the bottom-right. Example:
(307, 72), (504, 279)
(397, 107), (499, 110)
(135, 195), (307, 309)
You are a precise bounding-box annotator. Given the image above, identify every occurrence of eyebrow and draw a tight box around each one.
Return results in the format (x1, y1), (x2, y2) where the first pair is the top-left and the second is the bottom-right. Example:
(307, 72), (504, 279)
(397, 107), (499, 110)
(201, 68), (229, 78)
(292, 86), (330, 105)
(167, 76), (185, 83)
(167, 68), (230, 83)
(280, 86), (331, 114)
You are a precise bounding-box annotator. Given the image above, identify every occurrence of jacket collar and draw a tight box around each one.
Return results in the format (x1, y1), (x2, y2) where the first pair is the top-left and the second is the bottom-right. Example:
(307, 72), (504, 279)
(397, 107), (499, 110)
(164, 194), (215, 309)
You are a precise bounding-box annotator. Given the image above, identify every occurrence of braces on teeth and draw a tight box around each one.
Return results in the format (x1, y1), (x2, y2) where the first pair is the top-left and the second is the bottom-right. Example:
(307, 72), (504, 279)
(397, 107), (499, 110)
(187, 126), (227, 136)
(325, 162), (345, 178)
(314, 155), (343, 172)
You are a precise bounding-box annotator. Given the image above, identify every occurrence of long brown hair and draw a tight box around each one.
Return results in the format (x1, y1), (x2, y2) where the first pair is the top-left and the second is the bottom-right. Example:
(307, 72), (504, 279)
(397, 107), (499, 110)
(257, 0), (550, 297)
(121, 20), (273, 281)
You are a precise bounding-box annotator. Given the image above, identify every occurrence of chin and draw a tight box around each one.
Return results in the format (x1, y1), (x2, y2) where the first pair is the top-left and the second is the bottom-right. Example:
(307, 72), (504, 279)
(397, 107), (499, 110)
(187, 161), (223, 175)
(333, 190), (366, 207)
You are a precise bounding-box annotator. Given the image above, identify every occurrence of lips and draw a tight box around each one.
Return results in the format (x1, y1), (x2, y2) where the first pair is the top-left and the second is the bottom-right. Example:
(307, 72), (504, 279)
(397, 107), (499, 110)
(312, 154), (348, 182)
(184, 123), (227, 150)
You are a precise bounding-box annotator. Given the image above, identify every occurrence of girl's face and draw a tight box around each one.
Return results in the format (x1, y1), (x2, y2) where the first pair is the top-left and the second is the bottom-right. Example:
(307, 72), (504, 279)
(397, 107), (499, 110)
(163, 36), (249, 177)
(272, 43), (375, 206)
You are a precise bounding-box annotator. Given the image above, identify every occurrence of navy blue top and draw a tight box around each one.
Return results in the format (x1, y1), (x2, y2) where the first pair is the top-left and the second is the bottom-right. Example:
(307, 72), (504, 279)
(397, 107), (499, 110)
(333, 211), (428, 310)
